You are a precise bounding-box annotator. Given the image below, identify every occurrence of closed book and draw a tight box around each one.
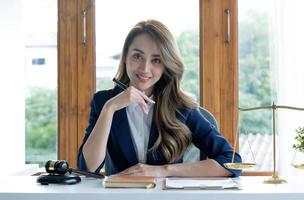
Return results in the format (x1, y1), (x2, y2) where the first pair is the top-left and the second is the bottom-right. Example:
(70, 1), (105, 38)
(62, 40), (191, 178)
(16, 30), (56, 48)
(104, 175), (156, 189)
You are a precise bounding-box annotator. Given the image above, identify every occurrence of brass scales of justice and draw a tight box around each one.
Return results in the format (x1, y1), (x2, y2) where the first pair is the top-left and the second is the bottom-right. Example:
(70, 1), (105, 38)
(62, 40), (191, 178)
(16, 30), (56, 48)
(223, 102), (304, 184)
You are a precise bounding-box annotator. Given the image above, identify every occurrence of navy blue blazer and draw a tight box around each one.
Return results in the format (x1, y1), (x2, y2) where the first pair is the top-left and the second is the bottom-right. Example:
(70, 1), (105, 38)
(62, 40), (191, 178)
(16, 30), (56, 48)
(77, 87), (242, 177)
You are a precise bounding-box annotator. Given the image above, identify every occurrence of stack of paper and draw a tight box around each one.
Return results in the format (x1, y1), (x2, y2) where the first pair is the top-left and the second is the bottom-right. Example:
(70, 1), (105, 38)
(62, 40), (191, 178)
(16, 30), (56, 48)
(164, 177), (241, 190)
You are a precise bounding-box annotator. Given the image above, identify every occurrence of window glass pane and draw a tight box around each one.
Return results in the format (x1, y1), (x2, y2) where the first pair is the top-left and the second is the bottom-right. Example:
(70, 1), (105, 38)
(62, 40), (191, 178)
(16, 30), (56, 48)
(95, 0), (199, 102)
(24, 0), (58, 166)
(239, 0), (304, 175)
(0, 0), (57, 173)
(273, 0), (304, 176)
(238, 0), (274, 172)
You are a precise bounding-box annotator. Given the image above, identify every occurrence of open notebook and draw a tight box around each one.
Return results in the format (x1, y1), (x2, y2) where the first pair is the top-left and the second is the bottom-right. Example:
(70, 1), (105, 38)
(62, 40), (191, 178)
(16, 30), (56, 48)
(104, 175), (156, 189)
(164, 177), (241, 190)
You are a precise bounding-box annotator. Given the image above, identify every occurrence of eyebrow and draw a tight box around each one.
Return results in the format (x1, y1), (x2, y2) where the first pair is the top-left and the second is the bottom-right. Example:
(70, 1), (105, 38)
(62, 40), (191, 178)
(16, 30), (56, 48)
(132, 48), (161, 57)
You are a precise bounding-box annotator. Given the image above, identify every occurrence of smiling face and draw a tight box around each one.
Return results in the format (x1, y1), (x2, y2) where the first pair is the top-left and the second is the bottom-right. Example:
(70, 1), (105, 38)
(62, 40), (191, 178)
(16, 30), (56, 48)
(125, 33), (165, 96)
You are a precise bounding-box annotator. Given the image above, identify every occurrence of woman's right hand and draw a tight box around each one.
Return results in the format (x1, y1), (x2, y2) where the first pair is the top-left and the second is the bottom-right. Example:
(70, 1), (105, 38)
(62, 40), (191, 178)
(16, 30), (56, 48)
(105, 86), (150, 114)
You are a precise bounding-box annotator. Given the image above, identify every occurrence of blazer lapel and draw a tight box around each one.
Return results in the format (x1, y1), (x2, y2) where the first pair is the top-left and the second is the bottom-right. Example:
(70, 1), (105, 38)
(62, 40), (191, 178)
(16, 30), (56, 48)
(112, 108), (138, 166)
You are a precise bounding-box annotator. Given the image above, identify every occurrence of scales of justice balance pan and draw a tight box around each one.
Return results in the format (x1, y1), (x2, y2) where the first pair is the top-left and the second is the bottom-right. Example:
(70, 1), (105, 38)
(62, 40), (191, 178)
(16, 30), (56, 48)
(223, 102), (304, 184)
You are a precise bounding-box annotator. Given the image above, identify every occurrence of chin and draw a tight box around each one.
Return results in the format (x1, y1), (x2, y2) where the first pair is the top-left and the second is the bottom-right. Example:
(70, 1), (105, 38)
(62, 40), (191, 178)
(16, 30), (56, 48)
(137, 84), (153, 93)
(135, 81), (148, 88)
(137, 86), (150, 92)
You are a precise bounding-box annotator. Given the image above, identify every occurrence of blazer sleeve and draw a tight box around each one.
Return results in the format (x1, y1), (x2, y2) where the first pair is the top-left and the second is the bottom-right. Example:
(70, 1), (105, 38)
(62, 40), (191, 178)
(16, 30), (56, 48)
(185, 108), (242, 177)
(77, 91), (109, 173)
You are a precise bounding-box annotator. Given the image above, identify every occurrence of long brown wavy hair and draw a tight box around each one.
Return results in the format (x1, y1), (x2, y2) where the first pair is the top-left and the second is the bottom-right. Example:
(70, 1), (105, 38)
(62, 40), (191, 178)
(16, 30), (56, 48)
(114, 19), (198, 163)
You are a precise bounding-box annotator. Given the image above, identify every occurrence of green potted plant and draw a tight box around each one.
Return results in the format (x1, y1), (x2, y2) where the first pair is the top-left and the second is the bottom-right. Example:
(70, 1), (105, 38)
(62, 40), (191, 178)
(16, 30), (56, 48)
(292, 127), (304, 169)
(293, 127), (304, 153)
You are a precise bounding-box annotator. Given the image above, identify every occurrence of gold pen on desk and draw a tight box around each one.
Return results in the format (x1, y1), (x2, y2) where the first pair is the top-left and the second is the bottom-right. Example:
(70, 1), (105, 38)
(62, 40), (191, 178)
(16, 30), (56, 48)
(112, 78), (155, 104)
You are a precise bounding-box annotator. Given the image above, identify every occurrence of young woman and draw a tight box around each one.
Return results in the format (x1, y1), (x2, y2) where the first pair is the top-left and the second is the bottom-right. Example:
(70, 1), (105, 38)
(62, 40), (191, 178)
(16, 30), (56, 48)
(77, 19), (242, 177)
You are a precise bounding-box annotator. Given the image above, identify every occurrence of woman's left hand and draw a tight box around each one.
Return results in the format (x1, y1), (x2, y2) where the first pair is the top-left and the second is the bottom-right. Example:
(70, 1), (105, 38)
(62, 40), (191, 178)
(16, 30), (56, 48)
(116, 163), (167, 177)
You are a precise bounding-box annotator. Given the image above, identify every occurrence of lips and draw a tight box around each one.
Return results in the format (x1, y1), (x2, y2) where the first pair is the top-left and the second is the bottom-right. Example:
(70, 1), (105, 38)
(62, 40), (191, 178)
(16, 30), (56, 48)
(136, 74), (151, 81)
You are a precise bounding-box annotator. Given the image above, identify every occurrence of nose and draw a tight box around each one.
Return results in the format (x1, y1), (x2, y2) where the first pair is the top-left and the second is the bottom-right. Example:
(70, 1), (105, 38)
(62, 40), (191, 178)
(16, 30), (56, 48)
(140, 59), (150, 72)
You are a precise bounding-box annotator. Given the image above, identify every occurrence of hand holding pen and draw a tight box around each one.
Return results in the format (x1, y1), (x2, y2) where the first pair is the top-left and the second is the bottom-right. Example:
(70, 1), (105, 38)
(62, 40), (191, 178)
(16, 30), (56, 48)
(112, 78), (155, 114)
(113, 78), (155, 104)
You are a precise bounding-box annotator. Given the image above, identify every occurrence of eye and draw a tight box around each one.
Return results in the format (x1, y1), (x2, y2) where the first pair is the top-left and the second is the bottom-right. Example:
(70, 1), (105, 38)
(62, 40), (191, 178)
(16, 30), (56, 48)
(132, 53), (143, 61)
(151, 58), (162, 64)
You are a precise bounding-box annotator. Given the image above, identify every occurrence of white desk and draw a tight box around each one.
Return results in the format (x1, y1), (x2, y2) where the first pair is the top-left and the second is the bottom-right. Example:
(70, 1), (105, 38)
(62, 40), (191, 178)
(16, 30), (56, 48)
(0, 176), (303, 200)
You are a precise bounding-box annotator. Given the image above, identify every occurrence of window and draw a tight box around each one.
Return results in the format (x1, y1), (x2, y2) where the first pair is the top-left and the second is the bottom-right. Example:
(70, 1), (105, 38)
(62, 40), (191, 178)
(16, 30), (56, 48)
(24, 0), (58, 167)
(0, 0), (57, 174)
(273, 0), (304, 176)
(238, 0), (274, 172)
(238, 0), (304, 175)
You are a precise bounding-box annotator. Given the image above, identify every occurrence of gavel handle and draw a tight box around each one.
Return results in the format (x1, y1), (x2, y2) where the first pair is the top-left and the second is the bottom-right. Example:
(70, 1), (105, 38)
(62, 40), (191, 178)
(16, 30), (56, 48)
(70, 168), (104, 179)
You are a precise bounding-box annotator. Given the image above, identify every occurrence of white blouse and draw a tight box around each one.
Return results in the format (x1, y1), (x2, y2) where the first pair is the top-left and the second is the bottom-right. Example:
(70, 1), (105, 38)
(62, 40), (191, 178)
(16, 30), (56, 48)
(126, 100), (154, 163)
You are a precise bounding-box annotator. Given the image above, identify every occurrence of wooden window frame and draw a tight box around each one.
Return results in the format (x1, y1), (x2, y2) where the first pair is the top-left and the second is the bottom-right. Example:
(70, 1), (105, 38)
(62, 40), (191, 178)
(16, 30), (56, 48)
(58, 0), (95, 167)
(201, 0), (238, 146)
(59, 0), (253, 174)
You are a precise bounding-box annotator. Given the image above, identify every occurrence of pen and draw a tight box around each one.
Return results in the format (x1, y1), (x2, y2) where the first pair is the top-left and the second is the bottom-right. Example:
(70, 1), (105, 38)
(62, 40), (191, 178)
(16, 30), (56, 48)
(112, 78), (155, 104)
(70, 168), (104, 179)
(112, 78), (128, 90)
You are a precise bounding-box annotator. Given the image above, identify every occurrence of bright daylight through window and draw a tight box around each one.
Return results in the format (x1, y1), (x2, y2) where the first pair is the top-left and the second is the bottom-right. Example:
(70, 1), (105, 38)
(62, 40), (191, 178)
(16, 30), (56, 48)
(238, 0), (304, 175)
(0, 0), (57, 174)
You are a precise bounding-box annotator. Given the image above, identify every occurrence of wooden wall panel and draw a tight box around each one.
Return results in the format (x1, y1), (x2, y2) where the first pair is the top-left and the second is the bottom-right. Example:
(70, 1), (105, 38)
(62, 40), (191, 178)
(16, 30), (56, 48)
(77, 0), (95, 166)
(201, 0), (222, 127)
(58, 0), (95, 168)
(200, 0), (238, 146)
(221, 0), (238, 146)
(58, 0), (79, 167)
